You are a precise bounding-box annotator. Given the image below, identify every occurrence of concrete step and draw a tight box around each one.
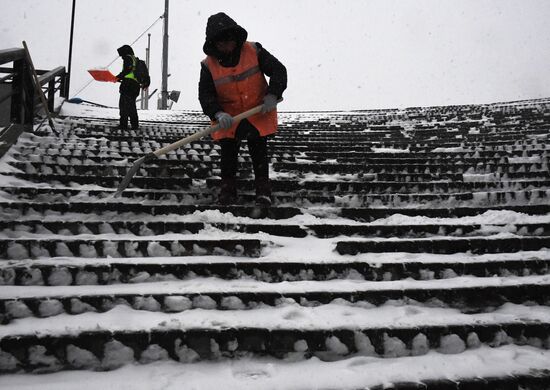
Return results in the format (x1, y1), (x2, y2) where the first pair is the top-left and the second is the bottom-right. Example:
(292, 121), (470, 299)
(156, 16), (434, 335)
(2, 219), (549, 240)
(8, 171), (550, 194)
(0, 238), (262, 260)
(2, 185), (549, 207)
(0, 200), (302, 220)
(2, 347), (549, 389)
(12, 150), (550, 173)
(341, 204), (550, 221)
(1, 276), (549, 322)
(2, 255), (549, 286)
(336, 236), (550, 255)
(1, 303), (549, 372)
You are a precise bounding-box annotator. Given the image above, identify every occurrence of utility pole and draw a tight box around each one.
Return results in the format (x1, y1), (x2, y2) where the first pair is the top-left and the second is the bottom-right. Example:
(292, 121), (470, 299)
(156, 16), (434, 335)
(160, 0), (169, 109)
(65, 0), (77, 98)
(141, 33), (151, 110)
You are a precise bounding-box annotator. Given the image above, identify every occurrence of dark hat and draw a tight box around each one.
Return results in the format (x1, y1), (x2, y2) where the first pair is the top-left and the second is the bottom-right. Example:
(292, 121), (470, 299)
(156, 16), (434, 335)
(203, 12), (247, 56)
(117, 45), (134, 56)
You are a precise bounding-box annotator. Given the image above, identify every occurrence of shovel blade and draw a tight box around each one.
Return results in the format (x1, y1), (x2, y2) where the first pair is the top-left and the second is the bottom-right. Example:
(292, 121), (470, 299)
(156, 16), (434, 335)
(114, 153), (157, 198)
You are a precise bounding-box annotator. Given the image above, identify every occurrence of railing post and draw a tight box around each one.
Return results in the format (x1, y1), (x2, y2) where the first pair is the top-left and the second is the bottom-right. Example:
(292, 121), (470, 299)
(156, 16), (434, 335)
(22, 63), (34, 125)
(47, 79), (55, 112)
(10, 58), (24, 124)
(11, 58), (35, 126)
(59, 73), (68, 99)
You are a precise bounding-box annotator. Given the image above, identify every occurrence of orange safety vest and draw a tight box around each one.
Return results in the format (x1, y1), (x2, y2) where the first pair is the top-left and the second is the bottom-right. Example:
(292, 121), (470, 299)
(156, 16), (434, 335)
(204, 42), (278, 140)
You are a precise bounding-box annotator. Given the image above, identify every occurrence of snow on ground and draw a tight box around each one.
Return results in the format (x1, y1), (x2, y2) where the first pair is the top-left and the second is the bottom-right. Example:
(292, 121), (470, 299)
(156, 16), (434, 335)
(2, 275), (548, 301)
(60, 102), (343, 124)
(2, 100), (550, 387)
(431, 146), (468, 153)
(369, 209), (550, 226)
(462, 173), (500, 182)
(372, 147), (410, 153)
(59, 103), (202, 123)
(2, 249), (550, 269)
(2, 301), (550, 339)
(1, 190), (550, 225)
(0, 346), (548, 390)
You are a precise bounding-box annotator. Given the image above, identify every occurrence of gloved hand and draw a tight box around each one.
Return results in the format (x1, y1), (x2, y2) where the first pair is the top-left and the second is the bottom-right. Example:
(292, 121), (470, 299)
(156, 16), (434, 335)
(215, 111), (234, 129)
(260, 94), (278, 114)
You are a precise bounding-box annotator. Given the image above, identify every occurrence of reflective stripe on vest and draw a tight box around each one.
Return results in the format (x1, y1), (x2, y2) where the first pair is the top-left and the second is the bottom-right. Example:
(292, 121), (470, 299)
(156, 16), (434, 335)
(124, 55), (138, 82)
(213, 65), (261, 87)
(204, 42), (277, 140)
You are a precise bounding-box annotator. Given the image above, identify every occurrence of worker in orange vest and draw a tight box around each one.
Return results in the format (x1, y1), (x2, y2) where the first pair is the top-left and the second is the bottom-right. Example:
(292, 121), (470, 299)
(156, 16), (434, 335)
(199, 12), (287, 206)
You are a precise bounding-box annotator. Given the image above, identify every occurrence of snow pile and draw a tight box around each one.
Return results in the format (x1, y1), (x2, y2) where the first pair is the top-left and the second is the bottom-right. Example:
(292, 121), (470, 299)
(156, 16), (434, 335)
(371, 147), (410, 154)
(38, 299), (64, 317)
(463, 173), (498, 182)
(508, 156), (543, 164)
(102, 341), (134, 370)
(66, 345), (100, 370)
(431, 146), (467, 153)
(439, 334), (466, 354)
(28, 345), (61, 373)
(0, 350), (19, 372)
(174, 340), (200, 363)
(164, 296), (192, 312)
(48, 268), (73, 286)
(140, 345), (169, 364)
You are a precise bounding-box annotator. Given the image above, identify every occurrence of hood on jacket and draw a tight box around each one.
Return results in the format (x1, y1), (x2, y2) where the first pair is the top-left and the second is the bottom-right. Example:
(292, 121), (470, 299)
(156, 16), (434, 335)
(202, 12), (247, 57)
(117, 45), (134, 57)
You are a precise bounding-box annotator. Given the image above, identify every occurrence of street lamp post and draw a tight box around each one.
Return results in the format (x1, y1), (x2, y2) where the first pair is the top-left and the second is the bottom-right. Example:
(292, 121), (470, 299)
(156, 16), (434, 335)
(160, 0), (169, 109)
(66, 0), (76, 98)
(141, 33), (151, 110)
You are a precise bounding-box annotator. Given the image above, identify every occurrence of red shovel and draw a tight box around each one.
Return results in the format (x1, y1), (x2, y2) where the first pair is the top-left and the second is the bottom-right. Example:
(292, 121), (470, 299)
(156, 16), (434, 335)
(88, 69), (118, 83)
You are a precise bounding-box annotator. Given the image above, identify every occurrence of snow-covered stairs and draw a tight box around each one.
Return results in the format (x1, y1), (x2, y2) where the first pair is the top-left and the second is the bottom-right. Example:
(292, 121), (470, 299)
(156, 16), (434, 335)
(1, 100), (550, 388)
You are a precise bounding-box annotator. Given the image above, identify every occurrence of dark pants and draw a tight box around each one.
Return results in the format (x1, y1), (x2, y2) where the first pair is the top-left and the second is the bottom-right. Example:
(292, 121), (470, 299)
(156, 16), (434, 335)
(219, 119), (270, 181)
(119, 80), (140, 129)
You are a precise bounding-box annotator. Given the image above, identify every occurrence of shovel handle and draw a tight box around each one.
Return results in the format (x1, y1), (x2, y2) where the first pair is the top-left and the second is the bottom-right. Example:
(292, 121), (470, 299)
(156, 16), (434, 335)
(114, 99), (282, 197)
(153, 99), (282, 157)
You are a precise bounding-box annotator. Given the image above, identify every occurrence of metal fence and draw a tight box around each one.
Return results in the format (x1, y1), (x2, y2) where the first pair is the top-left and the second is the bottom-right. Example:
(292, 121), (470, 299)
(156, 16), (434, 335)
(0, 47), (67, 126)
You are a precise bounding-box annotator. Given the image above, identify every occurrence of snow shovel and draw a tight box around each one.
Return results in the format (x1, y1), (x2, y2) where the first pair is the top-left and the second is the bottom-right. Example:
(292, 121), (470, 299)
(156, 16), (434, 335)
(114, 99), (282, 197)
(88, 69), (118, 83)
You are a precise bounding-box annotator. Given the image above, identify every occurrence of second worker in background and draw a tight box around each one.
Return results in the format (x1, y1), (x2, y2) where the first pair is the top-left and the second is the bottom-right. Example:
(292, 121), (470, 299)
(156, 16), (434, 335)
(116, 44), (150, 130)
(199, 12), (287, 206)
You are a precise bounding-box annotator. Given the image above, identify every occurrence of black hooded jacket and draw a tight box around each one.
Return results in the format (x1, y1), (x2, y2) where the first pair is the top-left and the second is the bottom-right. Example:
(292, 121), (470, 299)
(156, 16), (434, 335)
(198, 13), (287, 120)
(116, 45), (135, 80)
(116, 44), (140, 97)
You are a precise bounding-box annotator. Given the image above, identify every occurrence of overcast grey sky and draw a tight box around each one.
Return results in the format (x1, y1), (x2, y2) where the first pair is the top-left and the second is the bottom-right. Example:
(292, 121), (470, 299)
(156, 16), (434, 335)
(3, 0), (550, 111)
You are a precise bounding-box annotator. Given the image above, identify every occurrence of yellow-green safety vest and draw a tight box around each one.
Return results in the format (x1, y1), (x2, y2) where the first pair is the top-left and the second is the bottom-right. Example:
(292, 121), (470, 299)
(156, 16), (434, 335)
(124, 55), (138, 82)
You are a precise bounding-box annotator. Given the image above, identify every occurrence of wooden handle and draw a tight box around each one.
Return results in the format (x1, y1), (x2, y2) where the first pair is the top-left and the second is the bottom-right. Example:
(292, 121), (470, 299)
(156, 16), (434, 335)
(153, 100), (281, 157)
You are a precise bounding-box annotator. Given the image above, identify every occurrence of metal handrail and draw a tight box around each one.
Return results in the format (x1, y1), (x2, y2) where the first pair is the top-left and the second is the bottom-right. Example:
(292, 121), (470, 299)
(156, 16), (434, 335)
(0, 46), (67, 125)
(37, 66), (65, 86)
(0, 48), (25, 65)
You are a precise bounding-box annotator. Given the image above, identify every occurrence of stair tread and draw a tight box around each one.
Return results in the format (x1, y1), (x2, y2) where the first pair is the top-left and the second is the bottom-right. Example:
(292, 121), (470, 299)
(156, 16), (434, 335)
(0, 345), (547, 390)
(2, 100), (550, 376)
(2, 301), (549, 338)
(3, 250), (550, 266)
(2, 274), (549, 299)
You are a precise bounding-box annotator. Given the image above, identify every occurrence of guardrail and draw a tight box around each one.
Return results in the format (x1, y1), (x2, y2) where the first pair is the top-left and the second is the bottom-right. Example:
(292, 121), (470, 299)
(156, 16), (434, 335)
(0, 47), (67, 126)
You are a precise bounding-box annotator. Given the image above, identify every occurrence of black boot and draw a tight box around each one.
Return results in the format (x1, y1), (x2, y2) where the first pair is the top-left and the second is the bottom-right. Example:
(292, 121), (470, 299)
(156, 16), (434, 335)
(255, 177), (272, 206)
(218, 177), (237, 205)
